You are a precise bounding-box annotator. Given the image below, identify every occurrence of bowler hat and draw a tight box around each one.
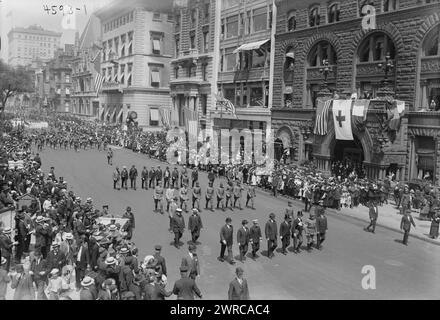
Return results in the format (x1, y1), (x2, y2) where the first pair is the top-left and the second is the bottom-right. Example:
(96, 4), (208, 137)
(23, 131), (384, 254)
(180, 265), (188, 272)
(154, 245), (162, 251)
(269, 213), (275, 219)
(242, 219), (248, 225)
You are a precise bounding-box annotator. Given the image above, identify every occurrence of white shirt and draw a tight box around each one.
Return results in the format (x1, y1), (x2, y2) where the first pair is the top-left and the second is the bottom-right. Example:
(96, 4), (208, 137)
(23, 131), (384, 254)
(237, 277), (243, 286)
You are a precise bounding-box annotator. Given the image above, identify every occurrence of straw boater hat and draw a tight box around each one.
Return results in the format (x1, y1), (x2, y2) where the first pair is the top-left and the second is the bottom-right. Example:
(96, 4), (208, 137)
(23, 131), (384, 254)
(120, 247), (129, 255)
(50, 268), (59, 276)
(81, 276), (95, 287)
(2, 227), (11, 234)
(108, 224), (117, 232)
(35, 216), (45, 224)
(105, 256), (117, 265)
(0, 257), (6, 265)
(63, 232), (74, 241)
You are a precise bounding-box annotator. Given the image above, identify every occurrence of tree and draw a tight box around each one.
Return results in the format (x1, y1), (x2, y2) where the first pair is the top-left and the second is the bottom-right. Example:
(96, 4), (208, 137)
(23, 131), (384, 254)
(0, 60), (33, 117)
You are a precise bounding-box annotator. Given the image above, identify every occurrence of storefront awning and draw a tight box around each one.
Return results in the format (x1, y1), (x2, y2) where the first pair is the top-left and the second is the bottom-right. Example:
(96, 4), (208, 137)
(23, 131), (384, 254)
(117, 108), (123, 122)
(99, 107), (104, 119)
(233, 39), (270, 54)
(109, 107), (117, 121)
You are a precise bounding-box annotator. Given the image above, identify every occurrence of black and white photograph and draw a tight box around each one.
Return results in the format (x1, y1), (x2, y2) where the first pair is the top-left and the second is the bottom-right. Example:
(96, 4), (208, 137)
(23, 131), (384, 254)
(0, 0), (439, 307)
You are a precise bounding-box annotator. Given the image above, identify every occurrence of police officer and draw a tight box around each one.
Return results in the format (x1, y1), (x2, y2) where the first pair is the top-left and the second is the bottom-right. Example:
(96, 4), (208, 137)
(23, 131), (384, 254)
(188, 209), (203, 244)
(171, 208), (185, 249)
(205, 182), (214, 212)
(280, 214), (291, 255)
(192, 182), (202, 212)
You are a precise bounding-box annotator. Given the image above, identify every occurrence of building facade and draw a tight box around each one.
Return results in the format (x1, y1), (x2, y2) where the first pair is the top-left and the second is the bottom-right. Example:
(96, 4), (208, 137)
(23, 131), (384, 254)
(71, 16), (102, 119)
(95, 0), (174, 130)
(7, 25), (62, 66)
(272, 0), (440, 183)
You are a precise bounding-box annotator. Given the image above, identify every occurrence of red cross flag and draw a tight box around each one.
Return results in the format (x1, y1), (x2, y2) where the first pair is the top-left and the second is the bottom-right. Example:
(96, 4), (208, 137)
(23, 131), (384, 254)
(332, 99), (353, 140)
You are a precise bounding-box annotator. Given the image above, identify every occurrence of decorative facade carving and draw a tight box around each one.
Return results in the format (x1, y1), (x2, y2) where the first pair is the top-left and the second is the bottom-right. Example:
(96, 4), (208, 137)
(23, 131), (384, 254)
(421, 57), (440, 74)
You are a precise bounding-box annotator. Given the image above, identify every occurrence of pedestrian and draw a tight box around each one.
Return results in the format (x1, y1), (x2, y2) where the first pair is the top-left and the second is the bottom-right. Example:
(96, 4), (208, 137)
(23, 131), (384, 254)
(181, 244), (200, 280)
(122, 206), (135, 240)
(172, 265), (202, 300)
(141, 166), (148, 190)
(74, 237), (90, 290)
(316, 209), (328, 250)
(153, 245), (167, 276)
(171, 208), (185, 249)
(0, 227), (14, 272)
(171, 167), (179, 188)
(35, 215), (52, 259)
(225, 181), (233, 210)
(46, 242), (67, 272)
(400, 211), (416, 245)
(265, 213), (278, 259)
(154, 181), (164, 214)
(129, 165), (138, 190)
(192, 182), (202, 211)
(11, 264), (35, 300)
(149, 166), (156, 189)
(165, 185), (175, 213)
(305, 212), (316, 252)
(228, 267), (249, 300)
(292, 211), (304, 253)
(79, 276), (97, 300)
(216, 182), (226, 211)
(113, 167), (121, 190)
(191, 167), (199, 188)
(249, 219), (262, 259)
(233, 181), (244, 210)
(237, 220), (250, 262)
(246, 184), (256, 209)
(168, 197), (178, 233)
(107, 148), (113, 165)
(205, 182), (214, 212)
(46, 268), (62, 300)
(0, 257), (11, 300)
(188, 208), (203, 244)
(30, 249), (48, 300)
(280, 214), (291, 255)
(364, 200), (378, 233)
(121, 166), (129, 190)
(429, 212), (440, 239)
(219, 217), (235, 265)
(164, 166), (171, 188)
(179, 184), (189, 213)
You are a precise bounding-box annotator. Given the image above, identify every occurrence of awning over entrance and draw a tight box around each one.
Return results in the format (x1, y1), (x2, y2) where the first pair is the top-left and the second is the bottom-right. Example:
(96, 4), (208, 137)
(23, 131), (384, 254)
(116, 108), (123, 122)
(233, 39), (270, 54)
(103, 108), (110, 120)
(109, 107), (117, 122)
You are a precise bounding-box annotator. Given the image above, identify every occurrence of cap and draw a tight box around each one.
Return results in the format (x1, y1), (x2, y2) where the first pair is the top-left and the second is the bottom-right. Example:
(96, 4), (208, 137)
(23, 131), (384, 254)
(252, 219), (258, 224)
(154, 245), (162, 251)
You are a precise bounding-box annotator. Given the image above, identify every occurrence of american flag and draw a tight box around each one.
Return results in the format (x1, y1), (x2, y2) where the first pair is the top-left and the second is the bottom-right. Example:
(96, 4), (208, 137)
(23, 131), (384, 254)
(183, 107), (199, 137)
(94, 73), (105, 97)
(313, 99), (332, 135)
(160, 108), (171, 128)
(91, 49), (104, 97)
(215, 93), (237, 118)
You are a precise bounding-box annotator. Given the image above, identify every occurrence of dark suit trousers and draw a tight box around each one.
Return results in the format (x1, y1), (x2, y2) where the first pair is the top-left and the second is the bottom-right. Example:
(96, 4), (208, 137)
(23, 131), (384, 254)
(130, 178), (136, 189)
(141, 178), (146, 189)
(316, 232), (326, 247)
(366, 219), (376, 232)
(174, 231), (182, 246)
(220, 243), (233, 262)
(149, 178), (155, 189)
(403, 229), (410, 244)
(75, 266), (86, 288)
(191, 230), (200, 243)
(251, 241), (260, 254)
(164, 177), (169, 188)
(293, 233), (303, 250)
(281, 236), (290, 252)
(267, 239), (277, 257)
(239, 244), (248, 259)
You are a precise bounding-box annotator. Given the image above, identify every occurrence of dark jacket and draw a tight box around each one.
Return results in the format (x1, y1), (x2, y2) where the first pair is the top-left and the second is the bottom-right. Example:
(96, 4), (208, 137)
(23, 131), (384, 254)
(316, 215), (328, 233)
(46, 250), (67, 271)
(188, 214), (203, 232)
(265, 219), (277, 240)
(279, 221), (291, 238)
(237, 226), (250, 245)
(172, 276), (202, 300)
(228, 277), (249, 300)
(181, 254), (200, 278)
(153, 253), (167, 276)
(369, 205), (378, 220)
(400, 215), (416, 231)
(249, 225), (262, 242)
(220, 224), (233, 245)
(74, 245), (90, 270)
(172, 215), (185, 233)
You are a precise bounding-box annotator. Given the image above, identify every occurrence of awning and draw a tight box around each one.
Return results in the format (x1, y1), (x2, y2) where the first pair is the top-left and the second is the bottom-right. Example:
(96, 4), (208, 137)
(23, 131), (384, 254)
(109, 107), (117, 121)
(150, 109), (159, 121)
(233, 39), (270, 54)
(99, 107), (104, 119)
(117, 108), (123, 122)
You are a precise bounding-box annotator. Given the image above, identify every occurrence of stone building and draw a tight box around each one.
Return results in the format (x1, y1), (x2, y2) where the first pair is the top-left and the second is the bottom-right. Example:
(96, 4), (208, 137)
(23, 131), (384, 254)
(95, 0), (174, 130)
(271, 0), (440, 183)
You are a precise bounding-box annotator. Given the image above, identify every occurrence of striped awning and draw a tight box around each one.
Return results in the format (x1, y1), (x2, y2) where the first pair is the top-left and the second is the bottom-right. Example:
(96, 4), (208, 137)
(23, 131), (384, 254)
(117, 108), (123, 122)
(233, 39), (270, 54)
(109, 107), (117, 122)
(103, 108), (110, 120)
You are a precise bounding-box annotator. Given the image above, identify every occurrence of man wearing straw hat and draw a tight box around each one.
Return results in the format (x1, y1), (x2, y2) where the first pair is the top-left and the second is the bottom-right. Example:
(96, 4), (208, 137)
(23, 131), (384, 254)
(79, 276), (97, 300)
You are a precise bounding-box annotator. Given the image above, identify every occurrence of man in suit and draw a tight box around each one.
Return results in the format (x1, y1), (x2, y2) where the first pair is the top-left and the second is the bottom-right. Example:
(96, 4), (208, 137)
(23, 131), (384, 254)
(171, 208), (185, 249)
(74, 237), (90, 290)
(121, 166), (129, 190)
(46, 242), (66, 273)
(364, 200), (378, 233)
(219, 217), (235, 264)
(228, 267), (249, 300)
(149, 166), (156, 189)
(216, 182), (226, 211)
(233, 182), (244, 210)
(188, 208), (203, 244)
(171, 167), (179, 188)
(0, 227), (14, 272)
(191, 167), (199, 188)
(154, 181), (164, 214)
(245, 184), (256, 210)
(192, 182), (202, 211)
(181, 244), (200, 280)
(265, 213), (278, 259)
(400, 211), (416, 245)
(163, 166), (171, 188)
(129, 165), (138, 190)
(316, 209), (328, 250)
(237, 220), (250, 262)
(141, 166), (148, 190)
(30, 249), (48, 300)
(172, 265), (202, 300)
(153, 245), (167, 276)
(113, 167), (121, 190)
(249, 219), (262, 259)
(292, 211), (304, 253)
(156, 165), (163, 186)
(205, 182), (214, 212)
(35, 215), (52, 259)
(280, 214), (291, 255)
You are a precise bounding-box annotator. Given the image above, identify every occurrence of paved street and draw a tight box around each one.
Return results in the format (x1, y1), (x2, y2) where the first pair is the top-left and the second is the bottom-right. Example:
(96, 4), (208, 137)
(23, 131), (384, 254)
(37, 146), (440, 299)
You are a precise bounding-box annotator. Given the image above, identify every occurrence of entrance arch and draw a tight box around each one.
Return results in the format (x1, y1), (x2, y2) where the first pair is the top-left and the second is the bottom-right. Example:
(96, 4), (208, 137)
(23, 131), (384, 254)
(331, 135), (364, 164)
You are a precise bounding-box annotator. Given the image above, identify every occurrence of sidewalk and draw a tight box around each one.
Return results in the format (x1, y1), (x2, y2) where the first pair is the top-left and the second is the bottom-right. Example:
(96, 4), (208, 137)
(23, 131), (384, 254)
(255, 187), (440, 246)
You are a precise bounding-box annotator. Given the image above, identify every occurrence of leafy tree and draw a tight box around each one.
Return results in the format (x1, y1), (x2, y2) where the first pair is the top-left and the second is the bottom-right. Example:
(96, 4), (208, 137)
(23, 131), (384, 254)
(0, 60), (33, 117)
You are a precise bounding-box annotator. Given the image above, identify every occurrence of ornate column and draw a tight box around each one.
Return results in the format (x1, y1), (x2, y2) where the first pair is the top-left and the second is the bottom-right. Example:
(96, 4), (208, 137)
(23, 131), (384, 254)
(420, 80), (428, 110)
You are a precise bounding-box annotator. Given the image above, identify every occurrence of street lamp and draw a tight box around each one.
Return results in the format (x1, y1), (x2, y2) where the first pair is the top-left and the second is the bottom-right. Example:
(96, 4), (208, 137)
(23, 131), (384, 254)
(377, 52), (394, 84)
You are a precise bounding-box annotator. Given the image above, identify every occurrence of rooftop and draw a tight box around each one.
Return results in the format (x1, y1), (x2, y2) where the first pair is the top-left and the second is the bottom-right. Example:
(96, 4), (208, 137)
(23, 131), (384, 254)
(95, 0), (173, 20)
(8, 25), (62, 37)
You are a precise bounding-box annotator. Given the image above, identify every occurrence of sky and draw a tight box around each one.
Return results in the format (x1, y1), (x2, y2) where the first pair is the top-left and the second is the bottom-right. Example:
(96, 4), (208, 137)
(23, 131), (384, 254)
(0, 0), (113, 61)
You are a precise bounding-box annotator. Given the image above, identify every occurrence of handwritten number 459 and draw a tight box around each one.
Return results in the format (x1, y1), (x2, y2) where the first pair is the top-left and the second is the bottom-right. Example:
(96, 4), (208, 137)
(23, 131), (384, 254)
(43, 5), (82, 15)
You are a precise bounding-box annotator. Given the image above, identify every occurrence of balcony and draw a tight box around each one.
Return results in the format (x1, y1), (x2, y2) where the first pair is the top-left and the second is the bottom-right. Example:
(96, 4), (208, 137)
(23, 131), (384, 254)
(219, 67), (270, 83)
(306, 65), (337, 82)
(102, 81), (124, 92)
(408, 111), (440, 128)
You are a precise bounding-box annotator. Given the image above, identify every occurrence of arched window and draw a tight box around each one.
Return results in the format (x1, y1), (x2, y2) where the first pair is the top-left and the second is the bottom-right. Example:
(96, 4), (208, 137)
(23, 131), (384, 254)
(307, 41), (337, 67)
(328, 3), (340, 23)
(358, 33), (395, 62)
(309, 7), (320, 27)
(422, 24), (440, 56)
(383, 0), (398, 12)
(287, 11), (296, 31)
(283, 47), (295, 107)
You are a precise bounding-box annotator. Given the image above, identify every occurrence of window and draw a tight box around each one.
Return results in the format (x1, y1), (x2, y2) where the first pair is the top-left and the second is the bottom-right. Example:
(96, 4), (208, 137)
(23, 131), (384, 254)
(204, 3), (210, 18)
(203, 31), (209, 52)
(252, 50), (265, 68)
(65, 87), (70, 95)
(253, 7), (267, 32)
(113, 66), (118, 82)
(150, 108), (159, 126)
(246, 11), (251, 34)
(153, 12), (161, 21)
(174, 66), (179, 79)
(328, 3), (340, 23)
(250, 87), (264, 106)
(127, 63), (132, 85)
(130, 11), (133, 22)
(120, 64), (125, 84)
(221, 20), (225, 39)
(191, 9), (197, 27)
(121, 35), (126, 56)
(383, 0), (397, 12)
(308, 41), (337, 66)
(224, 48), (236, 71)
(309, 6), (320, 27)
(128, 32), (133, 55)
(151, 69), (160, 87)
(175, 37), (180, 56)
(65, 75), (70, 83)
(167, 13), (174, 22)
(190, 34), (196, 49)
(188, 63), (196, 77)
(422, 25), (440, 56)
(114, 38), (119, 57)
(201, 94), (207, 115)
(358, 33), (395, 62)
(287, 11), (296, 31)
(226, 15), (239, 38)
(152, 38), (161, 55)
(176, 13), (181, 30)
(202, 63), (207, 81)
(268, 6), (273, 29)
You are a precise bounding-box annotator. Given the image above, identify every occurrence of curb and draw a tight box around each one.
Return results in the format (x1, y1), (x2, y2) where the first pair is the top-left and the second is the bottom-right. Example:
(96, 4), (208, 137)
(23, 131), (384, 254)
(253, 186), (440, 247)
(113, 147), (440, 247)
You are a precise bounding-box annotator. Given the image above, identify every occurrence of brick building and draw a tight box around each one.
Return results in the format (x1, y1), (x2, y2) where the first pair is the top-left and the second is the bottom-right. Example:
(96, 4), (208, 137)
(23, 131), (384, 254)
(95, 0), (174, 129)
(271, 0), (440, 183)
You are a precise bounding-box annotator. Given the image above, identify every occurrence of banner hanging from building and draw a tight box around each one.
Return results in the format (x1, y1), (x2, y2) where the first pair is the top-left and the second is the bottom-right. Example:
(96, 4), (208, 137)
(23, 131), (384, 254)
(352, 99), (370, 131)
(332, 99), (353, 140)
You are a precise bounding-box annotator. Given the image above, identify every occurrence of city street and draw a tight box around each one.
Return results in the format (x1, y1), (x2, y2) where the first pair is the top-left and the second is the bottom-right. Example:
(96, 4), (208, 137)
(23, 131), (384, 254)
(38, 146), (440, 299)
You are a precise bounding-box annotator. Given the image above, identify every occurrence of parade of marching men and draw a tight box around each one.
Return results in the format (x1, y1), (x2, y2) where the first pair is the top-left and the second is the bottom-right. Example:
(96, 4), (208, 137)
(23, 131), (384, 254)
(0, 0), (440, 302)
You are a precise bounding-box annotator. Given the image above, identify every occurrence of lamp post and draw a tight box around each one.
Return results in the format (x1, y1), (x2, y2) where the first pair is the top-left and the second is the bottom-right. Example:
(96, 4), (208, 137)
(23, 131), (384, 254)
(376, 52), (395, 99)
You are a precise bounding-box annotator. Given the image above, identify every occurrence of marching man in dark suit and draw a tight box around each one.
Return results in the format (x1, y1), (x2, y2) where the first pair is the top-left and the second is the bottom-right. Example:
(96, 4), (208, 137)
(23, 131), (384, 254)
(292, 211), (304, 253)
(188, 208), (203, 244)
(316, 209), (328, 250)
(172, 208), (185, 249)
(364, 200), (378, 233)
(218, 217), (235, 265)
(149, 166), (156, 189)
(129, 165), (138, 190)
(400, 211), (416, 246)
(153, 245), (167, 276)
(181, 244), (200, 280)
(156, 165), (163, 186)
(265, 213), (278, 259)
(249, 219), (262, 259)
(237, 220), (250, 262)
(141, 166), (148, 190)
(228, 267), (249, 300)
(172, 265), (202, 300)
(280, 214), (291, 255)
